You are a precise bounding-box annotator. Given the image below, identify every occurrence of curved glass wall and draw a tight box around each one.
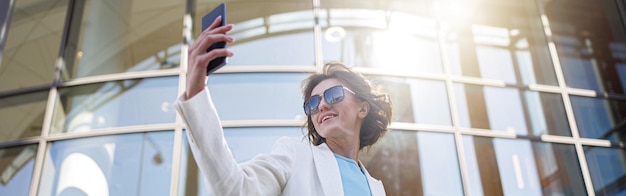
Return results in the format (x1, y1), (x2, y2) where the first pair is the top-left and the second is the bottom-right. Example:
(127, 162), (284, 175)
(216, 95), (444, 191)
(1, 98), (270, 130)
(62, 0), (185, 79)
(542, 0), (626, 95)
(442, 0), (557, 86)
(0, 0), (69, 92)
(463, 136), (586, 195)
(38, 131), (174, 196)
(207, 73), (308, 121)
(0, 0), (625, 195)
(0, 91), (48, 142)
(0, 145), (37, 196)
(193, 1), (316, 66)
(51, 76), (179, 134)
(320, 0), (442, 74)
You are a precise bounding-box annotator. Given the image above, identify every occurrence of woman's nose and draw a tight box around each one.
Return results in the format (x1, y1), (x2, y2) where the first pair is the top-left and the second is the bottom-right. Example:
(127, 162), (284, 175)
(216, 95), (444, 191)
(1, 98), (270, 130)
(317, 97), (331, 113)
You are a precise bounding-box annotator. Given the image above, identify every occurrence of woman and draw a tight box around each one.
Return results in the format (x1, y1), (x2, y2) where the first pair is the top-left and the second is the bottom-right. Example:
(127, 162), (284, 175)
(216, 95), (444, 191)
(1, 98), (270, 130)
(176, 16), (393, 195)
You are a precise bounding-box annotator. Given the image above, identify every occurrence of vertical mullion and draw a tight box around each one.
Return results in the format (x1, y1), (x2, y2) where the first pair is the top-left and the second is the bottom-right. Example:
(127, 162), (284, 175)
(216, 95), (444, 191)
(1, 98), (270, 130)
(433, 1), (470, 195)
(534, 0), (596, 195)
(170, 1), (195, 194)
(312, 0), (323, 72)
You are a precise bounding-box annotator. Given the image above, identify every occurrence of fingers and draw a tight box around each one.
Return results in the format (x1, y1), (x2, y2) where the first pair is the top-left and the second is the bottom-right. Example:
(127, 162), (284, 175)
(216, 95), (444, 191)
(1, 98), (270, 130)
(189, 24), (233, 53)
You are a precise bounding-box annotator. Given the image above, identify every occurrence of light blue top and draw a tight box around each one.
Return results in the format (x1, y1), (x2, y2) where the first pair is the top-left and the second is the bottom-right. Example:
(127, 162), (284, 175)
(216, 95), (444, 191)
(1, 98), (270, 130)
(334, 153), (372, 196)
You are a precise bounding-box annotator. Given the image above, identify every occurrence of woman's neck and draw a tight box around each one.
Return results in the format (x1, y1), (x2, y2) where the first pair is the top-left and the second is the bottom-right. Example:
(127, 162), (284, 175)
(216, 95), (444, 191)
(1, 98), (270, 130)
(326, 138), (360, 161)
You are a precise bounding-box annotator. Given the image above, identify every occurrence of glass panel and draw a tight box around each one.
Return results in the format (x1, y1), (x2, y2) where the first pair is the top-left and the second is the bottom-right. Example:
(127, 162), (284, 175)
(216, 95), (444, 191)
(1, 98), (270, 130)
(179, 127), (303, 196)
(455, 84), (529, 134)
(585, 146), (626, 195)
(442, 0), (557, 85)
(361, 130), (463, 195)
(463, 136), (585, 195)
(62, 0), (185, 79)
(208, 73), (307, 121)
(543, 0), (626, 94)
(0, 0), (69, 91)
(0, 91), (48, 142)
(524, 91), (571, 136)
(456, 84), (571, 136)
(570, 96), (626, 143)
(320, 0), (442, 74)
(39, 131), (174, 196)
(0, 145), (37, 196)
(193, 1), (315, 66)
(371, 77), (451, 125)
(51, 76), (178, 134)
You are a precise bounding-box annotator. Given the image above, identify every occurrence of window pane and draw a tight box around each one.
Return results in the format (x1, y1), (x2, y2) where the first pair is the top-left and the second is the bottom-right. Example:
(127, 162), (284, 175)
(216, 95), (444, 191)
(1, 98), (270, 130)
(208, 73), (307, 121)
(525, 91), (571, 136)
(372, 77), (451, 125)
(455, 84), (528, 134)
(543, 0), (626, 94)
(585, 146), (626, 195)
(360, 130), (463, 195)
(456, 84), (570, 136)
(442, 0), (557, 85)
(63, 0), (185, 79)
(179, 127), (303, 196)
(51, 77), (178, 134)
(463, 136), (585, 195)
(39, 131), (174, 196)
(0, 91), (48, 142)
(194, 1), (315, 66)
(0, 0), (69, 91)
(0, 145), (37, 196)
(321, 0), (441, 74)
(570, 96), (626, 143)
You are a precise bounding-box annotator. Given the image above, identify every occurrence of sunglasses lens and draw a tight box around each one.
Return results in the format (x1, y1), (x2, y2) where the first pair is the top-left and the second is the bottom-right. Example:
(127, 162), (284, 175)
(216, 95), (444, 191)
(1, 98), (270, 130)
(324, 86), (345, 105)
(304, 95), (321, 115)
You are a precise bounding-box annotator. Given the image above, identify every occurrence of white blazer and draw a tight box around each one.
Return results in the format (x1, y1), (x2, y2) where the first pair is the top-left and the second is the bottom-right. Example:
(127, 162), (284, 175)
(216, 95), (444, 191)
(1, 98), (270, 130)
(175, 88), (386, 196)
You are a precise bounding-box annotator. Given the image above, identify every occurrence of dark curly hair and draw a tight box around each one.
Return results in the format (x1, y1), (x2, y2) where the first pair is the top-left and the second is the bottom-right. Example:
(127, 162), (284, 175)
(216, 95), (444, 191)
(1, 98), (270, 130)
(301, 62), (393, 150)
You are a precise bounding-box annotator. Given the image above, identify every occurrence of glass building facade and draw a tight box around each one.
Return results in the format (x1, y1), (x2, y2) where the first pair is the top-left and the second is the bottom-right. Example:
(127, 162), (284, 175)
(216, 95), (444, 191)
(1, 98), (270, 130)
(0, 0), (625, 195)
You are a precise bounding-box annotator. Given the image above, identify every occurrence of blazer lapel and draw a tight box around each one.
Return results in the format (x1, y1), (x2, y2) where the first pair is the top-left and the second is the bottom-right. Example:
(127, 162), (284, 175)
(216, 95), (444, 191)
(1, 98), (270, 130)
(360, 161), (386, 196)
(310, 143), (344, 196)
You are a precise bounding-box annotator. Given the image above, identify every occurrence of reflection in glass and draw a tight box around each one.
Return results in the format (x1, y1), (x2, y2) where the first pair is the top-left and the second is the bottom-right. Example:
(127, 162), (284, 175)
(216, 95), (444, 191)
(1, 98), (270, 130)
(51, 77), (178, 134)
(194, 1), (315, 66)
(372, 77), (451, 125)
(62, 0), (184, 79)
(524, 91), (571, 136)
(320, 2), (442, 73)
(456, 84), (571, 136)
(0, 145), (37, 196)
(543, 0), (626, 94)
(39, 131), (174, 195)
(360, 130), (463, 195)
(179, 127), (303, 196)
(463, 136), (585, 195)
(0, 0), (69, 91)
(455, 84), (528, 134)
(443, 0), (557, 85)
(570, 96), (626, 143)
(585, 146), (626, 195)
(208, 73), (307, 121)
(0, 91), (48, 142)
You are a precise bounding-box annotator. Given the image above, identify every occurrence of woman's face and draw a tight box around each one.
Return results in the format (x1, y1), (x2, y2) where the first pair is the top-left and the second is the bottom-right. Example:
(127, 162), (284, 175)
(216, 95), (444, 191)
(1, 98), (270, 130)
(309, 78), (366, 142)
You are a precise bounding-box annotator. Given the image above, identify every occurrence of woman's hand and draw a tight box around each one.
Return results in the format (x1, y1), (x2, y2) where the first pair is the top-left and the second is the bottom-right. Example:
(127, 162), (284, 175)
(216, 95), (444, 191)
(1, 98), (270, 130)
(185, 16), (234, 100)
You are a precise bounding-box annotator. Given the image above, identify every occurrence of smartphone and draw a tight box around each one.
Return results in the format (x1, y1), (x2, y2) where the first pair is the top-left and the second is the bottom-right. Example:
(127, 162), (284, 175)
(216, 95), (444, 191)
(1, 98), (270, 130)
(201, 3), (227, 75)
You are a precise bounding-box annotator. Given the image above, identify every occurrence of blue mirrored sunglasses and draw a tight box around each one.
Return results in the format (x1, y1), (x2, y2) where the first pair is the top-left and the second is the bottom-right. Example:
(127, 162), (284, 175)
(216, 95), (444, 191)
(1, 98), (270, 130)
(303, 85), (356, 115)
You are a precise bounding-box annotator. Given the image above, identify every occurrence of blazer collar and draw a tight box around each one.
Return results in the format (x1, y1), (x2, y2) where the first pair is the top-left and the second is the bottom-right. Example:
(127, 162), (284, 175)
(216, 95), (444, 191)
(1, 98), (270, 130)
(310, 142), (344, 196)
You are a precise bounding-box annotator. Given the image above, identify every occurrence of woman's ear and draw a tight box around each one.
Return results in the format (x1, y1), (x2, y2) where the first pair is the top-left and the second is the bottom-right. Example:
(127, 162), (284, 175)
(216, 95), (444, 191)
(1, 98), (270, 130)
(358, 102), (370, 118)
